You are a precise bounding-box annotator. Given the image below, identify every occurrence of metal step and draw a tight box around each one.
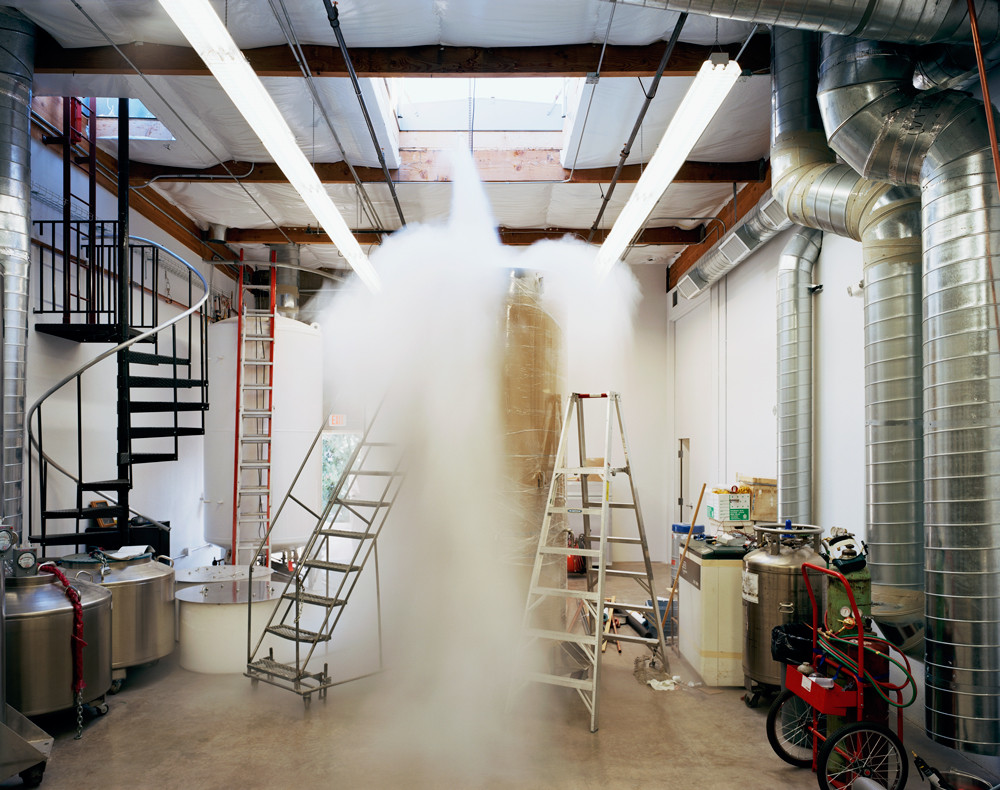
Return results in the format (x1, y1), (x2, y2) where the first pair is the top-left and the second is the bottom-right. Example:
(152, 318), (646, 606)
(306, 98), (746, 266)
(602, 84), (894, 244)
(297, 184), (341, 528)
(121, 452), (177, 465)
(316, 529), (372, 540)
(79, 479), (130, 492)
(130, 426), (204, 439)
(280, 591), (346, 608)
(525, 671), (592, 691)
(247, 657), (300, 681)
(127, 376), (206, 389)
(237, 486), (270, 495)
(525, 628), (596, 646)
(607, 631), (659, 647)
(539, 546), (601, 558)
(556, 466), (607, 476)
(129, 401), (208, 413)
(240, 461), (271, 470)
(122, 350), (190, 366)
(43, 503), (125, 520)
(529, 586), (600, 602)
(301, 559), (361, 573)
(333, 498), (385, 508)
(265, 625), (331, 643)
(27, 530), (125, 547)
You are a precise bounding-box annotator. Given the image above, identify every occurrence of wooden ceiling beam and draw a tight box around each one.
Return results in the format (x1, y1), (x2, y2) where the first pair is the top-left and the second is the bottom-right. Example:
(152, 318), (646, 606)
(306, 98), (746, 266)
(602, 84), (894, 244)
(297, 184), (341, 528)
(129, 155), (765, 185)
(667, 166), (772, 291)
(35, 34), (770, 78)
(225, 225), (703, 246)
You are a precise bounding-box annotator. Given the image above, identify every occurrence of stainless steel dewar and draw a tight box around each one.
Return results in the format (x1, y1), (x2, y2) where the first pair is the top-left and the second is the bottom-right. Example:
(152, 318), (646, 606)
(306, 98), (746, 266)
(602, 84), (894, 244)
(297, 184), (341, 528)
(742, 524), (824, 689)
(4, 573), (112, 715)
(60, 553), (175, 670)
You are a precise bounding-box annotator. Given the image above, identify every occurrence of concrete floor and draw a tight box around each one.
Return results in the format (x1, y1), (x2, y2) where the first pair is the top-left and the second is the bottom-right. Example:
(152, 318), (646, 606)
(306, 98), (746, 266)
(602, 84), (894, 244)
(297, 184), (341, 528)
(4, 562), (997, 789)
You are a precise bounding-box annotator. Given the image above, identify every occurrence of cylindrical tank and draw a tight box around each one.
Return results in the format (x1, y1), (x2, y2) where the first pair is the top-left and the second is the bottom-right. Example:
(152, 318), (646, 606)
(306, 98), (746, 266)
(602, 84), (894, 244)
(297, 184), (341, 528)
(4, 573), (112, 715)
(742, 523), (824, 689)
(204, 314), (323, 558)
(59, 553), (174, 669)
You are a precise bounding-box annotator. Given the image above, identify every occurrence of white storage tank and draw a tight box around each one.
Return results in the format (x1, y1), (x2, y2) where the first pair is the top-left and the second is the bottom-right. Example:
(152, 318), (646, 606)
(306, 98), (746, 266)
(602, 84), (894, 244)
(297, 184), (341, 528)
(204, 314), (323, 560)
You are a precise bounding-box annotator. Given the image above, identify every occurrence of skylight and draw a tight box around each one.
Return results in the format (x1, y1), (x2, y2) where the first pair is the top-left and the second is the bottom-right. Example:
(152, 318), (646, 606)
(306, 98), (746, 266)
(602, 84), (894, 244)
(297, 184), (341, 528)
(91, 97), (175, 141)
(393, 77), (574, 132)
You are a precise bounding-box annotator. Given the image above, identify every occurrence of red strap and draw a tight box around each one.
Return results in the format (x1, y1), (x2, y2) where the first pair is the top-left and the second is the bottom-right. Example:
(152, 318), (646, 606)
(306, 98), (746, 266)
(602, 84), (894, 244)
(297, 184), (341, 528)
(40, 565), (88, 694)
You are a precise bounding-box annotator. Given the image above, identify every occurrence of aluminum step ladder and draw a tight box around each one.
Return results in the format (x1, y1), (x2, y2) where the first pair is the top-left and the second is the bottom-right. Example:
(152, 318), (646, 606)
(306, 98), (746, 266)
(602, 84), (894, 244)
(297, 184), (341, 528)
(516, 391), (667, 732)
(231, 262), (276, 565)
(245, 404), (402, 705)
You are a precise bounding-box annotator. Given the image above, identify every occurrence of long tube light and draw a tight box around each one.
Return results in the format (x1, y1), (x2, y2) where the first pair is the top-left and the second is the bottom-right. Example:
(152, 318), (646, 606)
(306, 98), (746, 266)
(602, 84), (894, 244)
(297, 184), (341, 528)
(595, 57), (742, 277)
(157, 0), (382, 293)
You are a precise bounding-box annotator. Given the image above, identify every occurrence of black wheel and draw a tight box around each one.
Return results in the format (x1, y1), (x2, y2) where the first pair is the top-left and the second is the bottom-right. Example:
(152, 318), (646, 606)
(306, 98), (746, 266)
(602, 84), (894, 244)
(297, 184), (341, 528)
(766, 689), (824, 768)
(817, 721), (908, 790)
(19, 762), (45, 788)
(744, 691), (760, 708)
(109, 678), (124, 695)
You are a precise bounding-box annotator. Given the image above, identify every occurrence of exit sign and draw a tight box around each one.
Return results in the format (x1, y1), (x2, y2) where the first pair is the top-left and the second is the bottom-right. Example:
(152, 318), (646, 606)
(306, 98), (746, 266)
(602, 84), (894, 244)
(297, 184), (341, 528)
(328, 413), (347, 428)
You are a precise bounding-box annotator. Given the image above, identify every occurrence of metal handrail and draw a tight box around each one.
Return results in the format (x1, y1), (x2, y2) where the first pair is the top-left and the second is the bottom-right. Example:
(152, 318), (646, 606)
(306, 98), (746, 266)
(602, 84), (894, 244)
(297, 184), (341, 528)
(27, 235), (210, 533)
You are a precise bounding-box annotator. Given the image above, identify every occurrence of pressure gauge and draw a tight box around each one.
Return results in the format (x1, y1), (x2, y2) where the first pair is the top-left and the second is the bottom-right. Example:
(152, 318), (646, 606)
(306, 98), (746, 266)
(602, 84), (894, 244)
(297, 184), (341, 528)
(0, 528), (14, 553)
(16, 550), (36, 570)
(840, 605), (852, 619)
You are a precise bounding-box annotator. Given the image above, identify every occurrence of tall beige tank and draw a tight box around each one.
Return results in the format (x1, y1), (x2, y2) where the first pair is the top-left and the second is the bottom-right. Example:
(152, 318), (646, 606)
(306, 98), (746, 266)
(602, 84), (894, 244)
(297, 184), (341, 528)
(501, 271), (565, 632)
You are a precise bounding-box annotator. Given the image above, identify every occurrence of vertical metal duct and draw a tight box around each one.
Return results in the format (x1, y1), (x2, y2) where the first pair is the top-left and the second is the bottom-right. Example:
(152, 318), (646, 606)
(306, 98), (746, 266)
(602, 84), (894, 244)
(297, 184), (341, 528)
(818, 32), (1000, 755)
(0, 9), (34, 541)
(776, 227), (821, 523)
(771, 27), (924, 589)
(269, 244), (301, 320)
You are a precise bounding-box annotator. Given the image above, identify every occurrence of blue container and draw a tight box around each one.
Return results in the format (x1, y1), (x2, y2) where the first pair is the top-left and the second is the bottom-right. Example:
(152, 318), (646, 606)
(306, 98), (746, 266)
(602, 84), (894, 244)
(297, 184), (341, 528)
(671, 523), (705, 579)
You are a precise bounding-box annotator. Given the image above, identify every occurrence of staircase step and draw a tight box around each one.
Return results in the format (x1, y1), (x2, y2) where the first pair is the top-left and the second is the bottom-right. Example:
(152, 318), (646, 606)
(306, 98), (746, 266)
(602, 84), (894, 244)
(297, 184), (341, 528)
(121, 452), (177, 465)
(28, 530), (126, 547)
(246, 657), (300, 681)
(281, 591), (346, 608)
(79, 479), (131, 492)
(266, 625), (331, 643)
(317, 529), (372, 540)
(127, 376), (206, 389)
(301, 559), (361, 573)
(129, 401), (209, 413)
(123, 350), (190, 366)
(130, 426), (204, 439)
(334, 498), (385, 508)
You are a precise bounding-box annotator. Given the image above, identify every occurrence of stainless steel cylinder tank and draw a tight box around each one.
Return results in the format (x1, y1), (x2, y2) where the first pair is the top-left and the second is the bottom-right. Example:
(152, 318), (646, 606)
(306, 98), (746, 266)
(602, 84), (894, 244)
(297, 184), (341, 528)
(60, 553), (175, 670)
(742, 524), (824, 689)
(4, 572), (112, 715)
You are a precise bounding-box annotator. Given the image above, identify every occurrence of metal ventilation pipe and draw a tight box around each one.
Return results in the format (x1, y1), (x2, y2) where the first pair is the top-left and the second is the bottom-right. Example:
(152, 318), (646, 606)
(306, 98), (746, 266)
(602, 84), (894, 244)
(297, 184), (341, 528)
(776, 227), (822, 523)
(604, 0), (999, 45)
(268, 244), (301, 320)
(818, 33), (1000, 755)
(772, 27), (924, 591)
(0, 9), (34, 541)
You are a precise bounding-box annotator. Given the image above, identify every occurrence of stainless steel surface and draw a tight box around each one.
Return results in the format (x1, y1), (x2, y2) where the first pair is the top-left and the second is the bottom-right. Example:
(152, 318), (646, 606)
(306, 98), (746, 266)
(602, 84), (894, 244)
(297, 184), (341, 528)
(273, 245), (301, 320)
(0, 704), (51, 783)
(681, 190), (791, 295)
(0, 10), (33, 541)
(776, 227), (821, 523)
(5, 573), (112, 715)
(62, 553), (175, 670)
(772, 28), (924, 587)
(175, 579), (279, 605)
(742, 524), (824, 687)
(599, 1), (999, 44)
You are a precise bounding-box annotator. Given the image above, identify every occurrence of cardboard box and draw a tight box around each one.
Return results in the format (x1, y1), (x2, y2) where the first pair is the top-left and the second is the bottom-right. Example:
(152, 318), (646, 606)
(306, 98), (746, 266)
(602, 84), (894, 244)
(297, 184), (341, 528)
(738, 475), (778, 522)
(707, 491), (750, 522)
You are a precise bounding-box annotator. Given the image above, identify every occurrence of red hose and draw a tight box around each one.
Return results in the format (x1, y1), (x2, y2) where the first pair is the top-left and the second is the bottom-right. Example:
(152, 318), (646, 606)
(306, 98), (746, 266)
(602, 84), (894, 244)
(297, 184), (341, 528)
(40, 564), (87, 694)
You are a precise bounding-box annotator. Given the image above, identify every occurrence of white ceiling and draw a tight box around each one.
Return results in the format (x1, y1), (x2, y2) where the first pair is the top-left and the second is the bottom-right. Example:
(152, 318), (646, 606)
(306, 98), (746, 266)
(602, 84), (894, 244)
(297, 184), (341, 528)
(18, 0), (768, 269)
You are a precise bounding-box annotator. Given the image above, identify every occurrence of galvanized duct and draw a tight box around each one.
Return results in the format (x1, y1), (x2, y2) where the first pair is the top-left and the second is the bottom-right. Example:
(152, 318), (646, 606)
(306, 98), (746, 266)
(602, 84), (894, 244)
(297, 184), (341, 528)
(772, 27), (924, 591)
(819, 32), (1000, 755)
(606, 1), (999, 45)
(0, 9), (34, 541)
(269, 244), (301, 320)
(776, 227), (821, 523)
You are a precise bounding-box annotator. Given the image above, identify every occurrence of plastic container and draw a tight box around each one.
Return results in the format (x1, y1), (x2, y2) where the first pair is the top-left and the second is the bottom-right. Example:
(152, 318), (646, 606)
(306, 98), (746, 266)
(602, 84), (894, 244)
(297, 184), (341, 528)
(671, 523), (704, 580)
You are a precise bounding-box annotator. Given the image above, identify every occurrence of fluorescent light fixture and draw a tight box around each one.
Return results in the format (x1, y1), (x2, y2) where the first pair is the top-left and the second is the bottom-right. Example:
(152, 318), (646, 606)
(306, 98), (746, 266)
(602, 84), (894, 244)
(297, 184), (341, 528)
(594, 58), (741, 277)
(157, 0), (381, 293)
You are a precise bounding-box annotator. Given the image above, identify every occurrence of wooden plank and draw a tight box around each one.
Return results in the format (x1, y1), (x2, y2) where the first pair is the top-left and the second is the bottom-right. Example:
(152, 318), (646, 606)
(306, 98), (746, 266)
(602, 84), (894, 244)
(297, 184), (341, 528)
(225, 225), (702, 246)
(667, 167), (772, 291)
(129, 154), (764, 185)
(35, 35), (770, 79)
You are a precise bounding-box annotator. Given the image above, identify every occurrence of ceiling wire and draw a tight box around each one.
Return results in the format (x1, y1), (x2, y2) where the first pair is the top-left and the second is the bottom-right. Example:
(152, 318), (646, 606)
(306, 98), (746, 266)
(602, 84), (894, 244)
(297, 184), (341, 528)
(268, 0), (388, 234)
(68, 0), (295, 251)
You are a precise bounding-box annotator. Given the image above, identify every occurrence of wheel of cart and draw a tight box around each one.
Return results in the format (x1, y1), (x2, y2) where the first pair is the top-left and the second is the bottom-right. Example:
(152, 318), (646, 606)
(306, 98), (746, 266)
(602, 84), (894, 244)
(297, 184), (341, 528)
(765, 562), (917, 790)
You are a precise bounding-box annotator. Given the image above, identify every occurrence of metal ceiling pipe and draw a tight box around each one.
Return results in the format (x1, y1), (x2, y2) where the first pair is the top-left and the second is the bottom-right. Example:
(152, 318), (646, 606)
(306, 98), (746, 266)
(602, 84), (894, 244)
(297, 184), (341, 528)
(604, 1), (999, 45)
(772, 27), (924, 591)
(0, 9), (34, 542)
(269, 244), (301, 320)
(819, 32), (1000, 755)
(776, 226), (822, 523)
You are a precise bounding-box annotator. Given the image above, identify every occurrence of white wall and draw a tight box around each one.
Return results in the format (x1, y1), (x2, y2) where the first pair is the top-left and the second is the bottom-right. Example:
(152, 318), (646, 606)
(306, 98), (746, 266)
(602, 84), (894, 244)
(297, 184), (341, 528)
(26, 137), (229, 567)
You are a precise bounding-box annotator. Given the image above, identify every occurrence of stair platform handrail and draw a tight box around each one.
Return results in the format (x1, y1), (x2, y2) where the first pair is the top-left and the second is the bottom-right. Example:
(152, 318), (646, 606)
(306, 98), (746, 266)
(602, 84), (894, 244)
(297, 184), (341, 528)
(26, 236), (210, 533)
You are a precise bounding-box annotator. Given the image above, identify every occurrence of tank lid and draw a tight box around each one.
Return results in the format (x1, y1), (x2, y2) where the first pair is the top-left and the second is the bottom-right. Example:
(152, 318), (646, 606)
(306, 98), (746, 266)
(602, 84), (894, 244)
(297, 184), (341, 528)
(672, 523), (705, 534)
(175, 579), (280, 605)
(59, 551), (153, 567)
(174, 564), (272, 584)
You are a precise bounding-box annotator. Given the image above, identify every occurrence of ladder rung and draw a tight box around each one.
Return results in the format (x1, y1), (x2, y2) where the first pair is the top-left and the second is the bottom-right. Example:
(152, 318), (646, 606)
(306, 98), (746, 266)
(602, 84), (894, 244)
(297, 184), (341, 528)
(241, 436), (272, 443)
(557, 466), (606, 476)
(530, 587), (599, 602)
(581, 535), (643, 545)
(302, 559), (361, 573)
(245, 308), (272, 315)
(608, 631), (659, 647)
(241, 461), (271, 469)
(334, 498), (384, 508)
(317, 529), (373, 539)
(238, 514), (269, 523)
(266, 625), (331, 643)
(245, 335), (273, 341)
(547, 506), (604, 515)
(618, 602), (657, 615)
(247, 658), (300, 681)
(237, 486), (270, 495)
(281, 591), (345, 608)
(605, 569), (650, 580)
(351, 470), (396, 477)
(243, 361), (274, 367)
(525, 628), (597, 646)
(525, 671), (592, 691)
(243, 410), (272, 417)
(609, 503), (637, 510)
(539, 546), (601, 558)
